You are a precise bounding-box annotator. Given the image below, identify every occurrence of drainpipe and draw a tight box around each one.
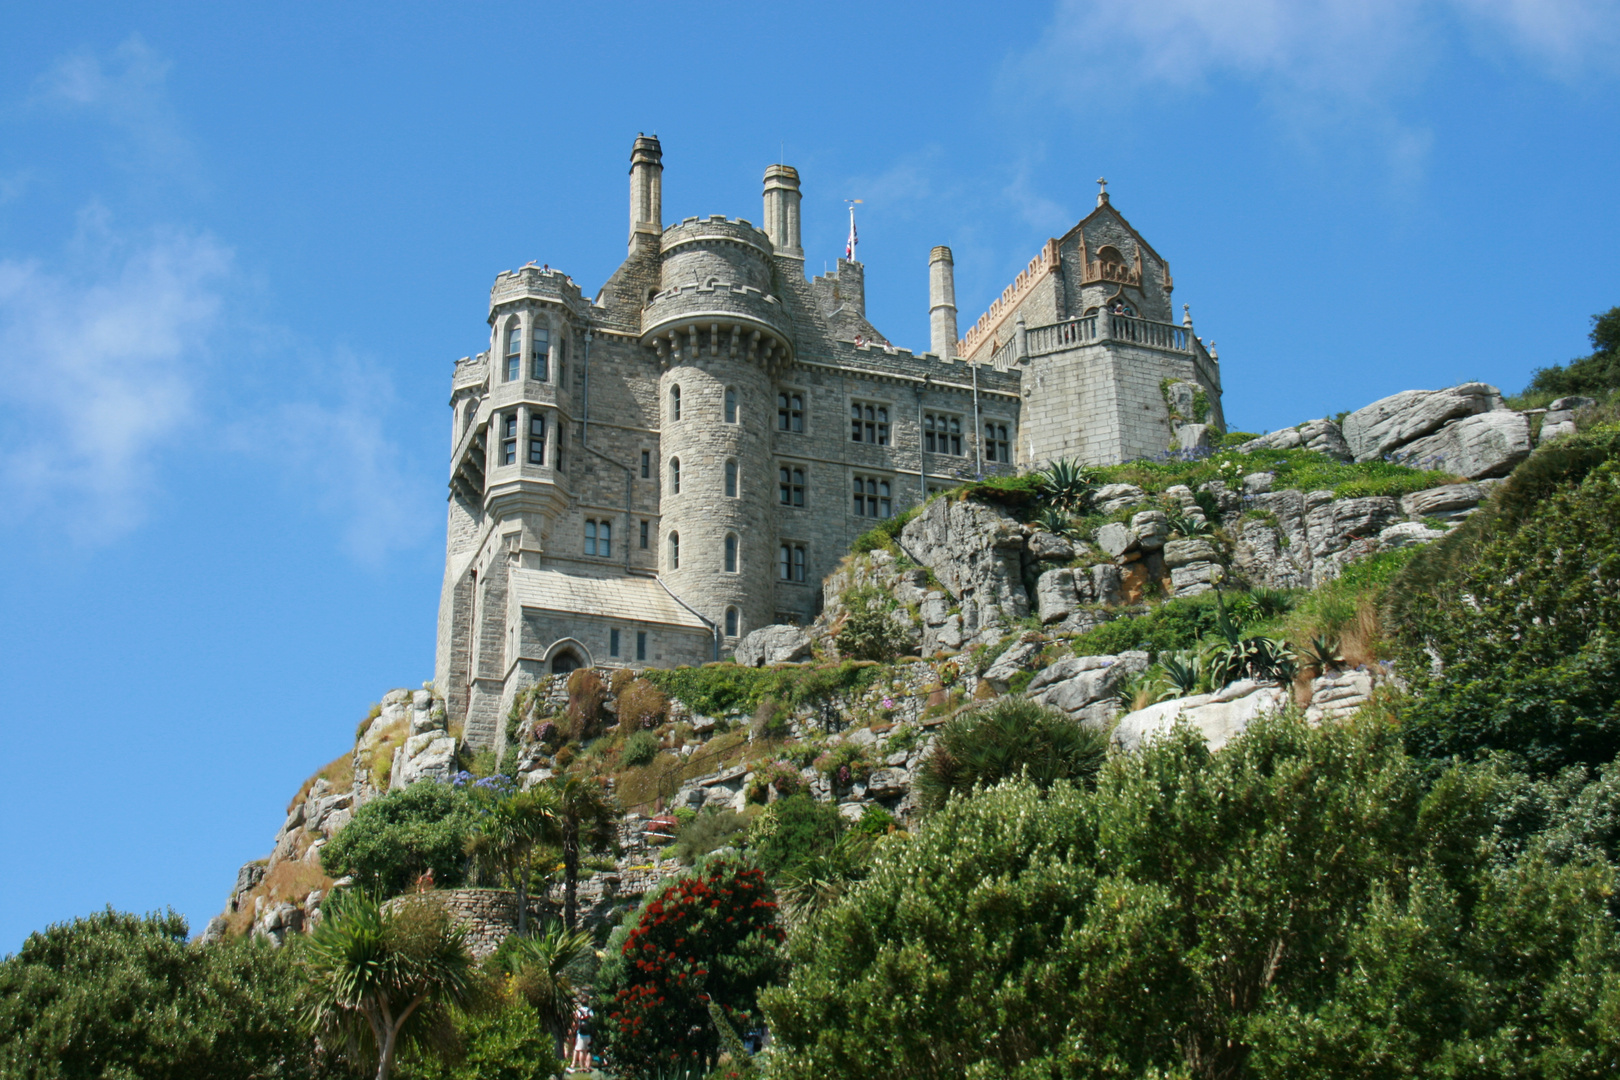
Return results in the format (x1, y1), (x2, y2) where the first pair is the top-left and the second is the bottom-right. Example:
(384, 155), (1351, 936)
(578, 325), (635, 572)
(656, 576), (721, 662)
(971, 358), (982, 479)
(916, 381), (928, 499)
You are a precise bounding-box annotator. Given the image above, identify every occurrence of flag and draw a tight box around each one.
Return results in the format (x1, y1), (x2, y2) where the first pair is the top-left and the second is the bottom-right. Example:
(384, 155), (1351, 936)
(846, 206), (858, 260)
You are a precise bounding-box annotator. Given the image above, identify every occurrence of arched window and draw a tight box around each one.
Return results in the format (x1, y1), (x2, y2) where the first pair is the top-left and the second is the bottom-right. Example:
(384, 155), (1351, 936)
(531, 326), (550, 381)
(724, 460), (738, 497)
(669, 532), (680, 570)
(670, 457), (681, 494)
(504, 322), (522, 382)
(725, 606), (739, 637)
(724, 387), (738, 424)
(724, 533), (738, 572)
(550, 650), (581, 675)
(670, 384), (682, 421)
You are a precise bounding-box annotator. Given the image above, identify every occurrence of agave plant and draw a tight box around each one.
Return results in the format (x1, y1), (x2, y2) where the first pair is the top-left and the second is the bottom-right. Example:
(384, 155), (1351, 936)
(1035, 458), (1097, 514)
(1246, 586), (1298, 619)
(1031, 505), (1082, 539)
(1294, 634), (1345, 676)
(1165, 509), (1213, 539)
(1206, 633), (1296, 687)
(1157, 650), (1203, 698)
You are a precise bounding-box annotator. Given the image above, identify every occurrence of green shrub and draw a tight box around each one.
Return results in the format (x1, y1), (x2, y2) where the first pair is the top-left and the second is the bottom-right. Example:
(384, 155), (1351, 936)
(1071, 592), (1232, 659)
(851, 804), (898, 836)
(915, 696), (1109, 812)
(620, 730), (660, 768)
(1523, 304), (1620, 398)
(834, 587), (911, 662)
(644, 662), (885, 719)
(319, 781), (477, 896)
(748, 794), (847, 879)
(849, 505), (920, 555)
(670, 809), (751, 864)
(761, 712), (1620, 1079)
(812, 742), (874, 786)
(750, 696), (792, 740)
(616, 677), (668, 730)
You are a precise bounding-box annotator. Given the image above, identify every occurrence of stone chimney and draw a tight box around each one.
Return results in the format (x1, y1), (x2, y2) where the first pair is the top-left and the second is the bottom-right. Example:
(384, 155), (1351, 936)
(629, 134), (663, 254)
(762, 164), (803, 259)
(929, 246), (958, 359)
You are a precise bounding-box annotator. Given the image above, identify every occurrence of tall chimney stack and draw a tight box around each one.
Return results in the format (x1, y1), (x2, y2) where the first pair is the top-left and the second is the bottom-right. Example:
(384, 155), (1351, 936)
(629, 134), (663, 254)
(928, 246), (958, 359)
(762, 164), (803, 259)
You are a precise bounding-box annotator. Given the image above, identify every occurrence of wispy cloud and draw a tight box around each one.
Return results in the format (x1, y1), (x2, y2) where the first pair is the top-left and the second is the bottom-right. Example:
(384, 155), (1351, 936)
(225, 352), (435, 565)
(0, 225), (231, 537)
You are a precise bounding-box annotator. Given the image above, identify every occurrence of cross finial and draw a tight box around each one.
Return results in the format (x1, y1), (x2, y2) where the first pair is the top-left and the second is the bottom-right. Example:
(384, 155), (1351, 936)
(1096, 177), (1109, 206)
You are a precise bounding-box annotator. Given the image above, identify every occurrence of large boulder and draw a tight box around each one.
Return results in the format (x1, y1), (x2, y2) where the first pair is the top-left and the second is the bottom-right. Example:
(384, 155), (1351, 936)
(1304, 497), (1403, 560)
(1095, 522), (1138, 558)
(1394, 410), (1531, 479)
(1036, 568), (1079, 624)
(1112, 680), (1289, 753)
(1131, 510), (1169, 550)
(1400, 483), (1483, 520)
(1162, 537), (1217, 569)
(1236, 419), (1352, 461)
(901, 497), (1029, 632)
(733, 624), (812, 667)
(394, 734), (457, 787)
(1341, 382), (1502, 462)
(1026, 651), (1150, 728)
(1093, 483), (1149, 514)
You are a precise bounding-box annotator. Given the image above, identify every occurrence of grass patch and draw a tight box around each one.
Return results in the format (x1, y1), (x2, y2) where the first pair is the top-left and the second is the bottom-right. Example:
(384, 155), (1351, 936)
(1087, 447), (1460, 500)
(643, 661), (887, 718)
(850, 505), (922, 554)
(286, 753), (356, 814)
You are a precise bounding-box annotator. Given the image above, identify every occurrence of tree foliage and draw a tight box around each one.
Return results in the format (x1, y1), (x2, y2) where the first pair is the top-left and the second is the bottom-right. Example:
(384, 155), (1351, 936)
(762, 712), (1620, 1079)
(320, 781), (478, 897)
(1392, 425), (1620, 772)
(597, 857), (785, 1076)
(1526, 305), (1620, 397)
(0, 908), (329, 1079)
(746, 793), (846, 880)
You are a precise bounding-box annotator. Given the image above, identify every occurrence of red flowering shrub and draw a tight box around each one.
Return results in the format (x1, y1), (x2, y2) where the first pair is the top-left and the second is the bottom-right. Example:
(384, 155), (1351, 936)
(598, 857), (785, 1076)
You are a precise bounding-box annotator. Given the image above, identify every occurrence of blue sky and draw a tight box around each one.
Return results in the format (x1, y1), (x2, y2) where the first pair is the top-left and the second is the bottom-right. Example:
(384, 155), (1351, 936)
(2, 0), (1617, 950)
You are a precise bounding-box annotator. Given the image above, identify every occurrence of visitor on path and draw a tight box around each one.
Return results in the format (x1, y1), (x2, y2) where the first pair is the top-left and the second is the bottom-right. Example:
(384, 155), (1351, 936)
(570, 1002), (593, 1073)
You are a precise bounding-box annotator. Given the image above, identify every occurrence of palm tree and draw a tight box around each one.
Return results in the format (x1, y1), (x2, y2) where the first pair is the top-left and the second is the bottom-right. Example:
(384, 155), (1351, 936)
(500, 923), (595, 1062)
(546, 773), (620, 930)
(465, 785), (558, 936)
(302, 891), (483, 1080)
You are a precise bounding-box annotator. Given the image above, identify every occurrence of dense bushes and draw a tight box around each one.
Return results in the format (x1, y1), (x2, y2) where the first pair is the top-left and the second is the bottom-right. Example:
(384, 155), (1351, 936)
(1393, 426), (1620, 773)
(597, 858), (785, 1075)
(320, 781), (477, 896)
(642, 661), (885, 719)
(915, 697), (1109, 812)
(833, 587), (910, 662)
(1524, 305), (1620, 398)
(0, 909), (327, 1079)
(748, 794), (846, 879)
(763, 712), (1620, 1079)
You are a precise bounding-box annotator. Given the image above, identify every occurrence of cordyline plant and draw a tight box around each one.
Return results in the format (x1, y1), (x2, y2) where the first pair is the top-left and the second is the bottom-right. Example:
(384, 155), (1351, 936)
(301, 891), (485, 1080)
(598, 857), (786, 1076)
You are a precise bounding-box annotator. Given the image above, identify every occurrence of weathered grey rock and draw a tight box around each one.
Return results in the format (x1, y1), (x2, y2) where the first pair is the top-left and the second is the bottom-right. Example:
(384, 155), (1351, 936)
(1342, 382), (1503, 462)
(382, 689), (412, 706)
(1197, 480), (1244, 517)
(983, 637), (1043, 688)
(920, 592), (951, 626)
(1540, 419), (1577, 442)
(1090, 564), (1123, 606)
(282, 801), (305, 834)
(1170, 562), (1220, 595)
(1163, 379), (1200, 424)
(900, 497), (1029, 625)
(1400, 483), (1483, 520)
(937, 613), (964, 650)
(1093, 483), (1148, 514)
(199, 914), (229, 946)
(1113, 680), (1290, 753)
(1230, 489), (1312, 589)
(1131, 510), (1170, 550)
(1243, 471), (1274, 495)
(1304, 497), (1403, 559)
(412, 689), (433, 709)
(1095, 522), (1138, 558)
(1027, 651), (1150, 726)
(231, 862), (266, 910)
(733, 624), (813, 667)
(396, 735), (457, 786)
(306, 791), (353, 834)
(1175, 424), (1214, 452)
(1162, 537), (1217, 569)
(1164, 484), (1198, 510)
(1305, 669), (1376, 723)
(1236, 419), (1352, 461)
(864, 769), (908, 799)
(893, 567), (932, 607)
(1036, 568), (1078, 624)
(1027, 530), (1075, 561)
(1378, 522), (1446, 550)
(1305, 489), (1336, 511)
(320, 808), (352, 839)
(1546, 396), (1596, 421)
(1395, 410), (1531, 480)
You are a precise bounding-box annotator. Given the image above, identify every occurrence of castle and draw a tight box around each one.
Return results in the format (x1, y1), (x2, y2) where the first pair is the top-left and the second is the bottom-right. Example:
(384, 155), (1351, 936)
(435, 135), (1225, 749)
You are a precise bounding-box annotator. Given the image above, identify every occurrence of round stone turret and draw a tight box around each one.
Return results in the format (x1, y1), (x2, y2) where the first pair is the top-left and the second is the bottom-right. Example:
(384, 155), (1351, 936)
(641, 217), (792, 373)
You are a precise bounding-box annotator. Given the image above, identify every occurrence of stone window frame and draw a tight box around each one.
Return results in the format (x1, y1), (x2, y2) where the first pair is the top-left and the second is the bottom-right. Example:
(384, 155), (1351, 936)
(724, 386), (739, 424)
(777, 389), (806, 434)
(636, 630), (648, 662)
(639, 519), (649, 549)
(924, 411), (965, 456)
(724, 606), (740, 637)
(609, 628), (621, 657)
(500, 412), (518, 465)
(584, 518), (612, 558)
(851, 473), (893, 519)
(527, 413), (547, 465)
(668, 531), (680, 570)
(640, 449), (651, 479)
(724, 532), (739, 573)
(850, 398), (891, 445)
(670, 384), (682, 422)
(670, 457), (681, 495)
(778, 541), (808, 583)
(503, 316), (522, 382)
(530, 316), (551, 382)
(983, 418), (1012, 464)
(724, 459), (738, 498)
(777, 462), (807, 508)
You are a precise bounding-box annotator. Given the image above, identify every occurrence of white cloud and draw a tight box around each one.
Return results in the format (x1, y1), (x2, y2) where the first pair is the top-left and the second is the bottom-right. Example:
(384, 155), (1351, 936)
(0, 227), (231, 537)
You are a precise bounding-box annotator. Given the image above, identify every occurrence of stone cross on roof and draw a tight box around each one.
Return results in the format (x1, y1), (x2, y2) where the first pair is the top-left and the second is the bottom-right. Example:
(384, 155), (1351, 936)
(1097, 177), (1109, 206)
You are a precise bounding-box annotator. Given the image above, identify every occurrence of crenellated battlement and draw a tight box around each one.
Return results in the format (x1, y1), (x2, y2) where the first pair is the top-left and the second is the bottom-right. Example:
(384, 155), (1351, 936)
(489, 265), (591, 312)
(958, 239), (1061, 358)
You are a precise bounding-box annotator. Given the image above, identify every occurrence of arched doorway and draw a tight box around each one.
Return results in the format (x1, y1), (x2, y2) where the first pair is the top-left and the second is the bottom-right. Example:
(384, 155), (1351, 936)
(550, 650), (582, 675)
